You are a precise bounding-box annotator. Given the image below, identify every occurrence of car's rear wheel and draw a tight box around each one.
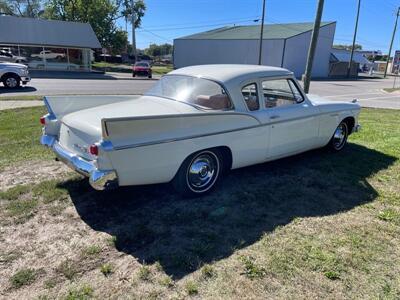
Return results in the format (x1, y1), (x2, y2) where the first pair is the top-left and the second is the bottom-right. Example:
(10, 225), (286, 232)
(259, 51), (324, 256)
(173, 149), (223, 197)
(3, 74), (20, 89)
(328, 121), (348, 151)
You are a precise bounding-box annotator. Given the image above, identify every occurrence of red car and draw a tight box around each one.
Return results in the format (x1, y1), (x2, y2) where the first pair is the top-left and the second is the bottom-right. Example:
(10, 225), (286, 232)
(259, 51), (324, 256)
(132, 62), (152, 78)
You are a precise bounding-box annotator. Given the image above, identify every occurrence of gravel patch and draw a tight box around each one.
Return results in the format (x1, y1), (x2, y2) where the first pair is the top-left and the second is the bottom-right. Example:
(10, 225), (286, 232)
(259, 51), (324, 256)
(0, 160), (71, 191)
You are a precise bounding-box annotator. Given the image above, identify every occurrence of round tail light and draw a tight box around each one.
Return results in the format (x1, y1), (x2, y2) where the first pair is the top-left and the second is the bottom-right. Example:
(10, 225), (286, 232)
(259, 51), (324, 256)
(40, 116), (46, 125)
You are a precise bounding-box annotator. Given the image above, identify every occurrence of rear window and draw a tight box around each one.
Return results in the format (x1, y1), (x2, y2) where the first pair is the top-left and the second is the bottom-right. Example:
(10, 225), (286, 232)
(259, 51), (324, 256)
(145, 74), (233, 110)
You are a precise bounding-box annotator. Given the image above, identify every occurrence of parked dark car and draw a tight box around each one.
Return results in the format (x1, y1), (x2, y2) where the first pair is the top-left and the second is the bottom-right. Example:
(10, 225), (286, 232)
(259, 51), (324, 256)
(132, 62), (152, 78)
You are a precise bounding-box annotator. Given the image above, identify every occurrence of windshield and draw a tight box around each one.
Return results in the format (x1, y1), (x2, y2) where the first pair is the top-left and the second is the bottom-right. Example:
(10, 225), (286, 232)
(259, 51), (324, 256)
(145, 75), (232, 110)
(135, 62), (149, 67)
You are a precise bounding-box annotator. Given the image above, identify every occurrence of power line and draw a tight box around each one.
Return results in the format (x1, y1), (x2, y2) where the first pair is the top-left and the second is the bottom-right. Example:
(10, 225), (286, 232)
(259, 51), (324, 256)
(139, 28), (173, 42)
(136, 18), (260, 32)
(141, 16), (260, 30)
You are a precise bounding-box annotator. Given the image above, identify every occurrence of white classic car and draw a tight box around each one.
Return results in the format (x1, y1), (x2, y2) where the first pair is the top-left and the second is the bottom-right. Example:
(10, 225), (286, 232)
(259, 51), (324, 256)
(40, 65), (361, 196)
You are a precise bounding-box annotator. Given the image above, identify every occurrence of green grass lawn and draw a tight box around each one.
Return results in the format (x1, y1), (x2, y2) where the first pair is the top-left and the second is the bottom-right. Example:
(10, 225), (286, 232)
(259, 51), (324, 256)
(151, 65), (174, 75)
(383, 87), (400, 93)
(0, 107), (399, 299)
(92, 62), (173, 75)
(0, 106), (52, 170)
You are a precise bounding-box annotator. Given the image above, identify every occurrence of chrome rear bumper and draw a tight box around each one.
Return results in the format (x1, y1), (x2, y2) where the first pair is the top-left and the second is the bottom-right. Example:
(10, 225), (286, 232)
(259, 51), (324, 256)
(40, 134), (118, 190)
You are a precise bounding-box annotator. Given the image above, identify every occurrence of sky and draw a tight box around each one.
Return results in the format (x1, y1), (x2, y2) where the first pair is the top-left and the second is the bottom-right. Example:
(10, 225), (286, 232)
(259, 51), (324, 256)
(116, 0), (400, 54)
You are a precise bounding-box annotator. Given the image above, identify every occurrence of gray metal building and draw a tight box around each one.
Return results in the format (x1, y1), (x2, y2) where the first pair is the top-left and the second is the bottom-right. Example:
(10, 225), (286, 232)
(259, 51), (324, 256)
(174, 22), (336, 78)
(0, 16), (101, 71)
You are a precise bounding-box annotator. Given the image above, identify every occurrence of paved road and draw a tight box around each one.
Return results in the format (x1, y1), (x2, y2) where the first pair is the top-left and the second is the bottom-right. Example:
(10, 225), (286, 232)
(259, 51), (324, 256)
(307, 77), (400, 109)
(0, 75), (398, 110)
(0, 77), (156, 97)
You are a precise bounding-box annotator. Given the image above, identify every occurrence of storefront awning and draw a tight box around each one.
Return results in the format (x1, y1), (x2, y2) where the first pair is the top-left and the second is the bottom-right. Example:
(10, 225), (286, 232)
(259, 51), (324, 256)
(0, 16), (101, 49)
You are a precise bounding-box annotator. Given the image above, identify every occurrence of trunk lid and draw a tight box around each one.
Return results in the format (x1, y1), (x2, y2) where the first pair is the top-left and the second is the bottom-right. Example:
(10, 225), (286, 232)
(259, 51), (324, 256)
(59, 95), (200, 159)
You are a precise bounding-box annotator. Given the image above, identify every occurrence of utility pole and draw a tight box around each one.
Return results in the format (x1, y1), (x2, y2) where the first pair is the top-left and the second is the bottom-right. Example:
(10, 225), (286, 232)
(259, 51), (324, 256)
(302, 0), (325, 94)
(258, 0), (266, 65)
(384, 7), (400, 78)
(347, 0), (361, 78)
(131, 0), (137, 63)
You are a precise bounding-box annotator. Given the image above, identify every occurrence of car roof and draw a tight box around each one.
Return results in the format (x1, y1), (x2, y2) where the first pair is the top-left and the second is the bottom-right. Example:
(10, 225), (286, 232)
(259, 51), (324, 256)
(169, 64), (292, 83)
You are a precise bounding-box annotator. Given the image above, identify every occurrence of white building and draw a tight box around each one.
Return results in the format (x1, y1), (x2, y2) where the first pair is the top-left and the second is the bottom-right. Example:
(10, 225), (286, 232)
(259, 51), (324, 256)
(0, 16), (101, 71)
(173, 22), (336, 78)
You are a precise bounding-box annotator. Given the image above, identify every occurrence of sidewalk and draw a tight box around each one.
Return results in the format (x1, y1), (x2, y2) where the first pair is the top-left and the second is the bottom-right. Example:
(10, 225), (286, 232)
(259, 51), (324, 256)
(0, 100), (43, 111)
(30, 70), (161, 80)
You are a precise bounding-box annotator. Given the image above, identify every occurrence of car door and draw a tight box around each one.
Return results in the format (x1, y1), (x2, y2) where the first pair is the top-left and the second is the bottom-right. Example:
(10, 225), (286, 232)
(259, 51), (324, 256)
(240, 81), (271, 161)
(261, 78), (319, 159)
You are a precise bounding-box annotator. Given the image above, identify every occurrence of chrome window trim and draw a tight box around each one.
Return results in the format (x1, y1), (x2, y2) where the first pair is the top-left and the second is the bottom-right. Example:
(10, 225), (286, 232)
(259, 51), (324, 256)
(260, 77), (305, 109)
(241, 82), (260, 112)
(287, 78), (305, 103)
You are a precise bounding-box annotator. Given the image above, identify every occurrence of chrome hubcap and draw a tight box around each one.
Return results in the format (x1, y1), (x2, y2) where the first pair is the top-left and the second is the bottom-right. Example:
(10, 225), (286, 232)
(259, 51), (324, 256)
(5, 77), (17, 88)
(187, 152), (219, 192)
(333, 123), (347, 149)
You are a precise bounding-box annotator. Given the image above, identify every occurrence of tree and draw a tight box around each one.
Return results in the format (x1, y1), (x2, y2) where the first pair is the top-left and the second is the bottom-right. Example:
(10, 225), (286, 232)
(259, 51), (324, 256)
(110, 29), (128, 54)
(333, 44), (363, 51)
(144, 43), (173, 57)
(43, 0), (141, 53)
(120, 0), (145, 29)
(0, 0), (43, 17)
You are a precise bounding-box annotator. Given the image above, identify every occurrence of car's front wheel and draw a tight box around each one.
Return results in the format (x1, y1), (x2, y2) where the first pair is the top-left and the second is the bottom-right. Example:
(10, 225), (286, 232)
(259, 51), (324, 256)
(328, 121), (348, 151)
(2, 74), (21, 89)
(173, 149), (223, 197)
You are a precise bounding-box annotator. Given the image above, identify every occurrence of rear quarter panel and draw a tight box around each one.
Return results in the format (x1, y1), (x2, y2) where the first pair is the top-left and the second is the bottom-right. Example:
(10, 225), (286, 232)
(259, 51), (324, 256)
(103, 113), (268, 186)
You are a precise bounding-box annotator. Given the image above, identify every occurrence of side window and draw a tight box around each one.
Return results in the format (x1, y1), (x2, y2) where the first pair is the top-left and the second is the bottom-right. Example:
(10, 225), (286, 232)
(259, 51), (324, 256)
(288, 80), (304, 103)
(241, 83), (259, 111)
(262, 79), (301, 108)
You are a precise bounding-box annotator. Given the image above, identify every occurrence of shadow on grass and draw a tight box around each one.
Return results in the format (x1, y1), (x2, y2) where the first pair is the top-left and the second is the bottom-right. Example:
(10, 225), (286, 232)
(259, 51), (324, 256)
(63, 143), (396, 278)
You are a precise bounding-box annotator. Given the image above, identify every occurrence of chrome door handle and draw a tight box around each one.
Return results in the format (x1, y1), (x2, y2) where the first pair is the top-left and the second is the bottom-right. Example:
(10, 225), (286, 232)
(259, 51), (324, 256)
(270, 115), (280, 119)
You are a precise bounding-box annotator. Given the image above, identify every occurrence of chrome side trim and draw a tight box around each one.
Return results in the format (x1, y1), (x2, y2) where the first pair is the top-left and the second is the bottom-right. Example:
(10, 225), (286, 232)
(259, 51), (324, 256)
(109, 109), (354, 151)
(102, 111), (262, 125)
(113, 123), (260, 151)
(100, 140), (114, 151)
(40, 134), (118, 190)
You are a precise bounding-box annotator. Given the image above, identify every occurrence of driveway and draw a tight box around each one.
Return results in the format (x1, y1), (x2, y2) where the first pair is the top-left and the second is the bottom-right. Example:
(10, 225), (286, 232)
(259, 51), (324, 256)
(307, 77), (399, 109)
